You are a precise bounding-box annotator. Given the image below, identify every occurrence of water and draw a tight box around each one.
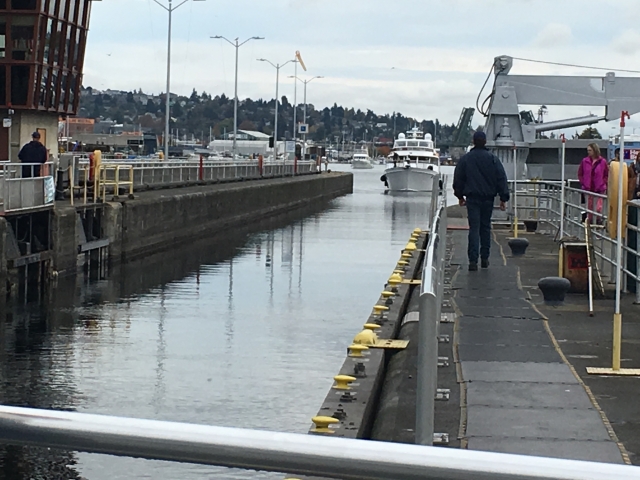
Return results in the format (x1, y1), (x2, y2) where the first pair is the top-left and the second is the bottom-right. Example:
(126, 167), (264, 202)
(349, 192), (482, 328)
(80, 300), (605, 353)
(0, 164), (455, 479)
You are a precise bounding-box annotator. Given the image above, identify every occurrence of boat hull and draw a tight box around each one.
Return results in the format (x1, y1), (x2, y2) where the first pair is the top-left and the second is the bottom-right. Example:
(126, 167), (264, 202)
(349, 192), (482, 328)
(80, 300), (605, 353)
(385, 167), (438, 192)
(352, 160), (374, 169)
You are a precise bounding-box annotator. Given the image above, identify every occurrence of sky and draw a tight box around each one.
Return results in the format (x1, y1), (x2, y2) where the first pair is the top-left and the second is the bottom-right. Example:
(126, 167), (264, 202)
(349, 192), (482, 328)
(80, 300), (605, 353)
(84, 0), (640, 132)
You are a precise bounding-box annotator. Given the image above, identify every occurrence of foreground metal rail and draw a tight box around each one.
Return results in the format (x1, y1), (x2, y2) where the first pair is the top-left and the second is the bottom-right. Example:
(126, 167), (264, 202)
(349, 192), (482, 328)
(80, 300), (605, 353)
(0, 405), (637, 479)
(417, 177), (447, 445)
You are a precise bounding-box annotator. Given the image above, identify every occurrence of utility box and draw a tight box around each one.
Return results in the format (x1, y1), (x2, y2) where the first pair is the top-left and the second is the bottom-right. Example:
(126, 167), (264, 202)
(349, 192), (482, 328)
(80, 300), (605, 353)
(560, 242), (589, 293)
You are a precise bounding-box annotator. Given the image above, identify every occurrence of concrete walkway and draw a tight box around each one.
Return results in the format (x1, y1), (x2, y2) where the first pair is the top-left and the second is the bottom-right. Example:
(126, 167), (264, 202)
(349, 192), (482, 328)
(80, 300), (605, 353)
(448, 207), (627, 463)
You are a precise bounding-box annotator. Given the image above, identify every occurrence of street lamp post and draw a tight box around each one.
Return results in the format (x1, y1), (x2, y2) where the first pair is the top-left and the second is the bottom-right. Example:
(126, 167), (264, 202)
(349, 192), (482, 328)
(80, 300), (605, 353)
(152, 0), (206, 161)
(289, 75), (323, 159)
(211, 35), (264, 161)
(258, 58), (295, 163)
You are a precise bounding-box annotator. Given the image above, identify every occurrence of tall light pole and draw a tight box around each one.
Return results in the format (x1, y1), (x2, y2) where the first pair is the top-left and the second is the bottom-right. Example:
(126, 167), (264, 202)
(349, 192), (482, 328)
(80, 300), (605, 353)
(289, 75), (323, 159)
(257, 58), (295, 162)
(152, 0), (206, 160)
(291, 51), (307, 157)
(211, 35), (264, 161)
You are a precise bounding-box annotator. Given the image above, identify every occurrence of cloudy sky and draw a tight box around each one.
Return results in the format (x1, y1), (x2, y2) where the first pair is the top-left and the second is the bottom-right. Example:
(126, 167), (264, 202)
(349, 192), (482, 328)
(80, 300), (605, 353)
(85, 0), (640, 131)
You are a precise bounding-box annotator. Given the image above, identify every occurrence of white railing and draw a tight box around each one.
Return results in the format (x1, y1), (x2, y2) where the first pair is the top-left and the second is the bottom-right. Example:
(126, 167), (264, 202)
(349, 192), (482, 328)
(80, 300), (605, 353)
(0, 405), (637, 479)
(0, 162), (56, 214)
(508, 180), (640, 303)
(417, 176), (447, 445)
(69, 156), (318, 202)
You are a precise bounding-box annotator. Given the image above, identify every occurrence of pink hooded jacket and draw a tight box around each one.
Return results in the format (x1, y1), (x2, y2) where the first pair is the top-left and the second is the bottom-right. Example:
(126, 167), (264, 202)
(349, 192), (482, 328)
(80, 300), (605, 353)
(578, 156), (608, 194)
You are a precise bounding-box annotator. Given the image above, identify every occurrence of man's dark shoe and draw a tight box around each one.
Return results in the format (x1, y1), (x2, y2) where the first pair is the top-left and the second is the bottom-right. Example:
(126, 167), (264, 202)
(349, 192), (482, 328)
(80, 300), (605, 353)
(481, 258), (489, 269)
(468, 263), (478, 271)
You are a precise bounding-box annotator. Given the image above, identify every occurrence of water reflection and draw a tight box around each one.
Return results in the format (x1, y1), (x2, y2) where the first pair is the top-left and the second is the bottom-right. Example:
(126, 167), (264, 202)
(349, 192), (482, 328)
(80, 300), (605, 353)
(0, 165), (450, 479)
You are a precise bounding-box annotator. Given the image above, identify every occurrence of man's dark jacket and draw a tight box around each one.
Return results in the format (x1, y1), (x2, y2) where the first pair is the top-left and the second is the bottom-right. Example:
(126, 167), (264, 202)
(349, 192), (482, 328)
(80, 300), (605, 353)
(18, 140), (47, 177)
(453, 146), (510, 202)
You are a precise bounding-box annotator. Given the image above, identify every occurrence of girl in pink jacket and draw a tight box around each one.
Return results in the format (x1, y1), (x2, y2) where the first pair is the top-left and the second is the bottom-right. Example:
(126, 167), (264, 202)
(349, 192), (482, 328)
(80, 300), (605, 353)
(578, 143), (608, 223)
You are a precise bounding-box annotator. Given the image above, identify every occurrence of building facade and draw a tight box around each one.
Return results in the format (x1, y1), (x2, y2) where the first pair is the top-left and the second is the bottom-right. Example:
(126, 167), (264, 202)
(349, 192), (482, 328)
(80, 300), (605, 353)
(0, 0), (93, 160)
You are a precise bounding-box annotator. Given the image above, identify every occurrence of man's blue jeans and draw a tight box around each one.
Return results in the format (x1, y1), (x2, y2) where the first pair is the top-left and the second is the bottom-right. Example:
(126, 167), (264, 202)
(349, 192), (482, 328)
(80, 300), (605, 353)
(466, 197), (494, 264)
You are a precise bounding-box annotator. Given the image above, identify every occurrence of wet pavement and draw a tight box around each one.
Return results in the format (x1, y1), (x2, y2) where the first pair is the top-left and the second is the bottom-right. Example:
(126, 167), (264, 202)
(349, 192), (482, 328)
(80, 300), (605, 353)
(0, 164), (455, 479)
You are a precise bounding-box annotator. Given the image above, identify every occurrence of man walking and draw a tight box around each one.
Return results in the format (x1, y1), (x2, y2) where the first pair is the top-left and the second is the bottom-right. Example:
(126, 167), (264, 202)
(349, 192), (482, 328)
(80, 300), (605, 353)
(18, 131), (48, 177)
(453, 131), (510, 271)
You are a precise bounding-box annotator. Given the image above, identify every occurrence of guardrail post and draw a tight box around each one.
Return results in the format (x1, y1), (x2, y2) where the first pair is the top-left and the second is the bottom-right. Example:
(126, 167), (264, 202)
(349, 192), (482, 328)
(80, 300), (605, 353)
(416, 289), (438, 445)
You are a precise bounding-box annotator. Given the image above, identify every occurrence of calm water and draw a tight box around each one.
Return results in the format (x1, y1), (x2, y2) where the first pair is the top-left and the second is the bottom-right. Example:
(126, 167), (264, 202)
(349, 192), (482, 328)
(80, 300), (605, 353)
(0, 164), (455, 480)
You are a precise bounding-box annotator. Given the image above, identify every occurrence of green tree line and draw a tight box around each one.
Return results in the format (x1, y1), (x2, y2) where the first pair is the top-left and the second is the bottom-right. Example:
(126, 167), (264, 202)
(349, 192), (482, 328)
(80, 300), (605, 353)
(78, 87), (460, 147)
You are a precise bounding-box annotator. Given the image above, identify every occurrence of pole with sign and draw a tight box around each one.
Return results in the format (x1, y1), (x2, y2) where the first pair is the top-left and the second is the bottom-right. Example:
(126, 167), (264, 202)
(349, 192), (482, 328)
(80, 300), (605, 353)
(587, 111), (640, 376)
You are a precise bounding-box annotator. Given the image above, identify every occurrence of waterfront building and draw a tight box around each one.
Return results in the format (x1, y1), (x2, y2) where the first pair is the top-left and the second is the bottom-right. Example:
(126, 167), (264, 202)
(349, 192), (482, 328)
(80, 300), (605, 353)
(0, 0), (93, 159)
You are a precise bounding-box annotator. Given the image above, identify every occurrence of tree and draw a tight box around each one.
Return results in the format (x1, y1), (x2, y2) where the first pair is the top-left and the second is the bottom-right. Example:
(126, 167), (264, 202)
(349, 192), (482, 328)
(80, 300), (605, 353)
(145, 99), (157, 114)
(239, 120), (256, 131)
(578, 127), (602, 139)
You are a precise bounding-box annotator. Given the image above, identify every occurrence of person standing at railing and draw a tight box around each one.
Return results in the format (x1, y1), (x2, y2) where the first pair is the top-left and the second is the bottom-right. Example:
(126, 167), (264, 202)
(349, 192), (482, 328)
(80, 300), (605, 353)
(630, 151), (640, 200)
(578, 143), (608, 223)
(18, 131), (48, 178)
(453, 131), (510, 271)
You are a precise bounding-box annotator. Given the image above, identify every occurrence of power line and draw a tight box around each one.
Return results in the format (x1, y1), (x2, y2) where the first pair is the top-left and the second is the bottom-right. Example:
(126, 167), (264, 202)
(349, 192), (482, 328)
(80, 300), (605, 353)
(511, 56), (640, 75)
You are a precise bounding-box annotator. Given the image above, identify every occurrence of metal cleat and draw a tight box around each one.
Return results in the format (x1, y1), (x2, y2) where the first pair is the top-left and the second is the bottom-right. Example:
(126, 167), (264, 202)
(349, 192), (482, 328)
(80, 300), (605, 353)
(436, 389), (450, 401)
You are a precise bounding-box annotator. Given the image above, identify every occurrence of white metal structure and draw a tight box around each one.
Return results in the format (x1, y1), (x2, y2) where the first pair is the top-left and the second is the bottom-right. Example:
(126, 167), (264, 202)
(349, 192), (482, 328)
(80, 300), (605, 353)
(0, 162), (56, 213)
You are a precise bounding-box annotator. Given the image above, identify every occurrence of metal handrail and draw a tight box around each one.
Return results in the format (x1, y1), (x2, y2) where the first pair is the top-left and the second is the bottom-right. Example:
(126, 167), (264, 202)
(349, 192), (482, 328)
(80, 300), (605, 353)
(506, 180), (640, 303)
(0, 405), (637, 479)
(68, 157), (318, 204)
(0, 161), (56, 213)
(416, 176), (447, 445)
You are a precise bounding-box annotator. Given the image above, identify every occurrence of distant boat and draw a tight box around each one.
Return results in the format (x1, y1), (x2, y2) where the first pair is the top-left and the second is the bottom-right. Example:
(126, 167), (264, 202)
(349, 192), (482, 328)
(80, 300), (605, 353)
(351, 149), (374, 169)
(383, 127), (439, 192)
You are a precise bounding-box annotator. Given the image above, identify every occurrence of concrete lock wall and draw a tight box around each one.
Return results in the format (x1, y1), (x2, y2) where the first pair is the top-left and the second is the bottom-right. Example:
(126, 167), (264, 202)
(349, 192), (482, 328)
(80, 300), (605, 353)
(106, 172), (353, 262)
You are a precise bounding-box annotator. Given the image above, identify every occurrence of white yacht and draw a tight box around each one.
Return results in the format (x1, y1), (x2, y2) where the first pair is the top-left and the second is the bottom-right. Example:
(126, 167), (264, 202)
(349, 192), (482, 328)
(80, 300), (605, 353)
(351, 149), (374, 169)
(383, 127), (440, 192)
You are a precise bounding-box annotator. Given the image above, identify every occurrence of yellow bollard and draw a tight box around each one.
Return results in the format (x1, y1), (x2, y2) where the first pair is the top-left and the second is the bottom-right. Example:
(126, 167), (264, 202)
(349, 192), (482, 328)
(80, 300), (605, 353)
(413, 228), (422, 234)
(353, 329), (376, 345)
(333, 375), (357, 390)
(363, 323), (381, 331)
(348, 344), (369, 357)
(388, 273), (402, 286)
(401, 252), (412, 259)
(397, 260), (409, 266)
(373, 305), (389, 316)
(393, 269), (404, 275)
(311, 416), (339, 434)
(404, 242), (417, 251)
(381, 290), (395, 298)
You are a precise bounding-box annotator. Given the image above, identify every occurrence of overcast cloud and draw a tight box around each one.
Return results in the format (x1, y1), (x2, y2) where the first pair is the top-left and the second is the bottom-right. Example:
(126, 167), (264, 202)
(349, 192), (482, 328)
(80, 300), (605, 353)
(84, 0), (640, 130)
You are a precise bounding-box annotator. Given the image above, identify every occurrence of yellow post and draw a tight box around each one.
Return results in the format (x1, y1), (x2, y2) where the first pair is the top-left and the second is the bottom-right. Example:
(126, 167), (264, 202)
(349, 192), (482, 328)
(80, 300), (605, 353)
(93, 150), (102, 203)
(69, 164), (74, 206)
(558, 244), (563, 277)
(613, 313), (622, 371)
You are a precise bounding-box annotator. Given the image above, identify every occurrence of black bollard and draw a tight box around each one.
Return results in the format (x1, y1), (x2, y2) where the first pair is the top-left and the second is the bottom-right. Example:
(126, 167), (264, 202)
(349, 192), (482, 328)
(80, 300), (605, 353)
(508, 237), (530, 256)
(523, 220), (538, 233)
(538, 277), (571, 305)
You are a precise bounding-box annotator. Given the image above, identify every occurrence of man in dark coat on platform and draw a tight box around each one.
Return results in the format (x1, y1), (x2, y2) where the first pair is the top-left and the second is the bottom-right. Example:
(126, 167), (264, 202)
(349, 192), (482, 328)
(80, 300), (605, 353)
(18, 131), (48, 177)
(453, 131), (510, 271)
